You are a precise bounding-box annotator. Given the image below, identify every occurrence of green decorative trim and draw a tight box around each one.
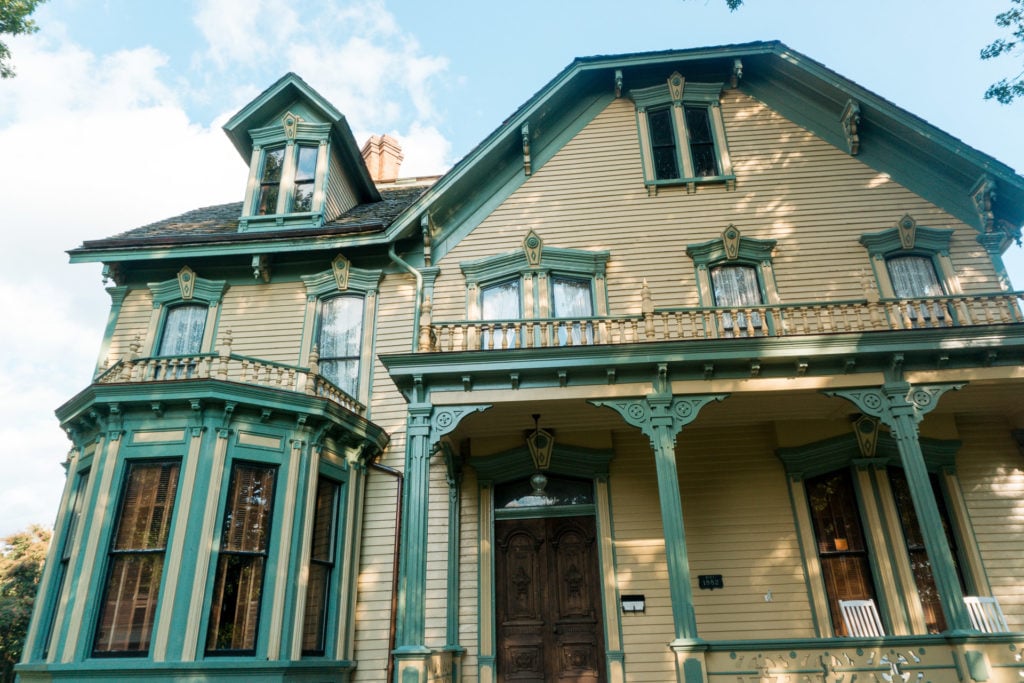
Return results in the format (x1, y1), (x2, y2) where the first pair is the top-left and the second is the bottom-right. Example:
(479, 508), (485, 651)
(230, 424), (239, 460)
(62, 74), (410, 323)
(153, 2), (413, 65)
(776, 432), (961, 480)
(825, 382), (964, 428)
(686, 233), (777, 267)
(460, 244), (610, 287)
(149, 270), (228, 307)
(470, 444), (614, 484)
(301, 263), (383, 298)
(590, 393), (728, 444)
(964, 650), (990, 682)
(629, 81), (723, 109)
(250, 120), (332, 148)
(431, 405), (491, 442)
(859, 222), (955, 257)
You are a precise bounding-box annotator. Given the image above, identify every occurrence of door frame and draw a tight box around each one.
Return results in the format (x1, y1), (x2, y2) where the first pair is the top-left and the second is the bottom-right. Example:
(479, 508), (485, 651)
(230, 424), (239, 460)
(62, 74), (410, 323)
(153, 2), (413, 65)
(471, 444), (625, 683)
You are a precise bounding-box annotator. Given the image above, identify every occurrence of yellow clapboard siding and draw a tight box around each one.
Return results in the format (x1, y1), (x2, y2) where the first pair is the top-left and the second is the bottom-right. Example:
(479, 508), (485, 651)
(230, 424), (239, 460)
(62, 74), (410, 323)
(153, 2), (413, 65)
(105, 289), (154, 365)
(430, 90), (998, 325)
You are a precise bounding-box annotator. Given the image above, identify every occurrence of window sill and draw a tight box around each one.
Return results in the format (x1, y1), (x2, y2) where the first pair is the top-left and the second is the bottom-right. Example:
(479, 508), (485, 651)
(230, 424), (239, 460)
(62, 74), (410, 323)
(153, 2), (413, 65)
(644, 174), (736, 194)
(239, 212), (324, 232)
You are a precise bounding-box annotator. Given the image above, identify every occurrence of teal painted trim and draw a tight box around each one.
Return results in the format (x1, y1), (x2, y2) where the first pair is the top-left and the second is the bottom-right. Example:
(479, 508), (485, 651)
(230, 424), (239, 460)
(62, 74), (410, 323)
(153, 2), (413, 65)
(494, 504), (597, 521)
(860, 225), (955, 257)
(851, 465), (898, 635)
(221, 72), (379, 203)
(16, 658), (357, 681)
(469, 443), (614, 483)
(149, 274), (228, 307)
(776, 433), (960, 480)
(278, 443), (314, 658)
(644, 174), (737, 188)
(461, 246), (610, 286)
(964, 650), (990, 681)
(686, 235), (777, 266)
(444, 470), (461, 649)
(703, 633), (1016, 650)
(301, 265), (384, 297)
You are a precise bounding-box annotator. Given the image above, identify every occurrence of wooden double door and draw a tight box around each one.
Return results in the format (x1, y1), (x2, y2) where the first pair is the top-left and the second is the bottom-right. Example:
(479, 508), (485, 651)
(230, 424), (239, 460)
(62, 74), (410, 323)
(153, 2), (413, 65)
(495, 516), (606, 682)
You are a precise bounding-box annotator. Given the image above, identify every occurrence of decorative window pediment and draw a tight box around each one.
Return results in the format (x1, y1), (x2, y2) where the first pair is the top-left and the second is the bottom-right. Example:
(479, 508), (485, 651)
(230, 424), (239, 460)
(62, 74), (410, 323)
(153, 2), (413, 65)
(630, 73), (735, 192)
(859, 215), (960, 299)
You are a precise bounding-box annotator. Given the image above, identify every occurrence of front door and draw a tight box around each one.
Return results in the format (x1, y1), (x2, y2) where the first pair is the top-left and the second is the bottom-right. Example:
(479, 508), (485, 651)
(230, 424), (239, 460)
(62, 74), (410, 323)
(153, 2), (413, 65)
(495, 516), (606, 682)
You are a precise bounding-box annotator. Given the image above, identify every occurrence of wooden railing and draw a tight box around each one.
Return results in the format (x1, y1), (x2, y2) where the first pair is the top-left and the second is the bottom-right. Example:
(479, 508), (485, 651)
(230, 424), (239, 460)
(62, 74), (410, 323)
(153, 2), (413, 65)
(95, 350), (364, 415)
(425, 292), (1024, 352)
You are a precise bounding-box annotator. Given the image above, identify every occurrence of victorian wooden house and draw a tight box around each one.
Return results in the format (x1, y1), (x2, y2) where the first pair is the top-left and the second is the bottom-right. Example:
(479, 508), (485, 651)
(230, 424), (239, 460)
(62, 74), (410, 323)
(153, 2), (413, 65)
(18, 42), (1024, 683)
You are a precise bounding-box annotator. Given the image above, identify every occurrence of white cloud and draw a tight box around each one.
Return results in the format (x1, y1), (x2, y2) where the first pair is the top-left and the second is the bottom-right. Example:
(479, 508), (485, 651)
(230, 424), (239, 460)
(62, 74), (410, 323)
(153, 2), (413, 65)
(0, 30), (242, 538)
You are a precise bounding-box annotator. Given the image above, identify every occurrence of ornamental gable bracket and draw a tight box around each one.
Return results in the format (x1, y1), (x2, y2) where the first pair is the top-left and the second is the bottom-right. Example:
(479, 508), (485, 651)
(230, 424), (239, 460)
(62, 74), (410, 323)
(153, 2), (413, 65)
(332, 253), (351, 290)
(177, 266), (196, 299)
(970, 175), (997, 233)
(521, 123), (532, 176)
(840, 99), (861, 155)
(614, 69), (623, 98)
(723, 225), (741, 260)
(523, 229), (543, 266)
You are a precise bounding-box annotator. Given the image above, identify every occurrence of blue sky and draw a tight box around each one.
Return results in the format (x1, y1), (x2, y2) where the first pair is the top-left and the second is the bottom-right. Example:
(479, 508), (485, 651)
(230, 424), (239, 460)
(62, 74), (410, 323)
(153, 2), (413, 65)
(1, 0), (1022, 537)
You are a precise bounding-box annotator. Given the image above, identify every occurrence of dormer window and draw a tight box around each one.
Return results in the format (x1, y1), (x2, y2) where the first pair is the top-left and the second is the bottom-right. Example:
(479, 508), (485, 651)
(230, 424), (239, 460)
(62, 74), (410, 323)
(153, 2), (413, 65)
(256, 147), (285, 214)
(254, 143), (320, 216)
(631, 72), (735, 191)
(223, 73), (381, 232)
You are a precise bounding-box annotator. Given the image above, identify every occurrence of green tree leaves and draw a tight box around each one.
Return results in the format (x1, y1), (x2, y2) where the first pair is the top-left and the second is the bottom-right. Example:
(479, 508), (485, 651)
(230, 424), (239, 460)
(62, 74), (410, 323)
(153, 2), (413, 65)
(0, 525), (50, 683)
(0, 0), (46, 79)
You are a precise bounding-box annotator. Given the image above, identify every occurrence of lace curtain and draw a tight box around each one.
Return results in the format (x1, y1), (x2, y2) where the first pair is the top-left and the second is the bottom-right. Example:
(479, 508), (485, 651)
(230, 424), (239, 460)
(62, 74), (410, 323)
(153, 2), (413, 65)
(552, 277), (593, 345)
(886, 256), (944, 298)
(158, 304), (206, 356)
(711, 265), (763, 335)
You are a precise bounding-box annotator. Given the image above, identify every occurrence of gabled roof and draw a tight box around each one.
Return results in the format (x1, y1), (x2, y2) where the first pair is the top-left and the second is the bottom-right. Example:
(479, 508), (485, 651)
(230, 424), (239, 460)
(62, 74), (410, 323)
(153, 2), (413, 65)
(384, 41), (1024, 262)
(222, 72), (379, 203)
(70, 43), (1024, 264)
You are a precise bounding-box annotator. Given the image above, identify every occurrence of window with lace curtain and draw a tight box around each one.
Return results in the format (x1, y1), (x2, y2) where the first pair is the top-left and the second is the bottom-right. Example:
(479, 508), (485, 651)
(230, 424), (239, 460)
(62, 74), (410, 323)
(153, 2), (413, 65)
(316, 295), (364, 397)
(157, 304), (207, 356)
(93, 460), (181, 655)
(710, 264), (764, 337)
(886, 255), (948, 325)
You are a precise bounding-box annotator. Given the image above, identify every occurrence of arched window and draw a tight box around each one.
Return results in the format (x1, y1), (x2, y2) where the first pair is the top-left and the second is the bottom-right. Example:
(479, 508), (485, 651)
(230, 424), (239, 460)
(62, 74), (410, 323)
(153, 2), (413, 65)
(317, 296), (364, 397)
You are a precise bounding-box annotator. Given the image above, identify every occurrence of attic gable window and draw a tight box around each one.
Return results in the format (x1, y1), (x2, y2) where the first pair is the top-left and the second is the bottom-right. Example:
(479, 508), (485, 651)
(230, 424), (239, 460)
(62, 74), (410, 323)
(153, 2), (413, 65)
(631, 72), (735, 192)
(254, 142), (321, 216)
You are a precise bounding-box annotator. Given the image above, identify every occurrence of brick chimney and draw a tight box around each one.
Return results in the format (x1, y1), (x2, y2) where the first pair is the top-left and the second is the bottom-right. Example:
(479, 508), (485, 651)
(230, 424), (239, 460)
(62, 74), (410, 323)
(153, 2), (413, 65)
(360, 134), (404, 183)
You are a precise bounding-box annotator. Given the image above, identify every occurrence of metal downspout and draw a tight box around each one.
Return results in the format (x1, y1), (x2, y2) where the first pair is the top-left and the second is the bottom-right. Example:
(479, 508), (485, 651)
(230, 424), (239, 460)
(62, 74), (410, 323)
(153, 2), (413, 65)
(371, 460), (404, 683)
(383, 242), (420, 681)
(388, 242), (423, 351)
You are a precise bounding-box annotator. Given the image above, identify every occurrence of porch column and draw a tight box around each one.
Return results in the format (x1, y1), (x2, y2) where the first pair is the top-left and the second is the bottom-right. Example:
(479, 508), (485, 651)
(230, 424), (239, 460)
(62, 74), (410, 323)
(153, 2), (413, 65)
(827, 381), (973, 634)
(593, 388), (727, 683)
(393, 393), (488, 683)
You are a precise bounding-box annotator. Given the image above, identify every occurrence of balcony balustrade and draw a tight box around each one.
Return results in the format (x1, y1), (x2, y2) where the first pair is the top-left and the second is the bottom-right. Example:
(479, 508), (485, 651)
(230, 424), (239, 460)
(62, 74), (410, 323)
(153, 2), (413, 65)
(94, 336), (363, 415)
(423, 292), (1024, 353)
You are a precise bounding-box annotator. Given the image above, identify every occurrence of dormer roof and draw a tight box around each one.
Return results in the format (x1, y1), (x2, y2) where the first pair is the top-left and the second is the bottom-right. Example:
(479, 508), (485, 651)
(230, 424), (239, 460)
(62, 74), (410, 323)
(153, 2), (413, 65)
(222, 72), (380, 204)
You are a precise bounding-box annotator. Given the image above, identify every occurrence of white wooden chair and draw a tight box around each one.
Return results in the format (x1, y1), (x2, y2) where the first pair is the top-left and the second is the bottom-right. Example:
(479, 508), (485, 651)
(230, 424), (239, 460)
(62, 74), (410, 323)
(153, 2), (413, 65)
(964, 596), (1008, 633)
(839, 599), (885, 637)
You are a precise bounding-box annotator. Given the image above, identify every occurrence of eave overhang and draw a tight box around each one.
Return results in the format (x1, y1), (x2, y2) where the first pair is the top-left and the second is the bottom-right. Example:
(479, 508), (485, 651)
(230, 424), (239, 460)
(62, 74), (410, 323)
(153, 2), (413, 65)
(380, 325), (1024, 399)
(222, 72), (380, 204)
(67, 222), (387, 263)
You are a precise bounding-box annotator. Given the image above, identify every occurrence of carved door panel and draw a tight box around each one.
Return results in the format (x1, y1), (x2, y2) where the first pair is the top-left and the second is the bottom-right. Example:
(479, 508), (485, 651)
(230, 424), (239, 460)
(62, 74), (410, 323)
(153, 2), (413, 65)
(496, 516), (605, 682)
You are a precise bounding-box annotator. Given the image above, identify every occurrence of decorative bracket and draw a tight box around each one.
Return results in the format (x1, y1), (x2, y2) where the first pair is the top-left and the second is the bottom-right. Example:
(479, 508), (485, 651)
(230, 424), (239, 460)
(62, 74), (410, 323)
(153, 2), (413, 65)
(722, 224), (741, 260)
(824, 382), (963, 434)
(523, 229), (543, 266)
(521, 123), (531, 176)
(251, 254), (270, 282)
(840, 99), (861, 155)
(431, 404), (491, 443)
(590, 393), (728, 447)
(731, 58), (743, 89)
(970, 175), (997, 233)
(614, 69), (623, 98)
(853, 414), (880, 457)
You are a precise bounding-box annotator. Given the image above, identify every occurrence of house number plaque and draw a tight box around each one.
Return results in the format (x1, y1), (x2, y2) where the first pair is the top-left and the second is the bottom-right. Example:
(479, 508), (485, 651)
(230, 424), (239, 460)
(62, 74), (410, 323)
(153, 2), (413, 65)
(698, 574), (724, 590)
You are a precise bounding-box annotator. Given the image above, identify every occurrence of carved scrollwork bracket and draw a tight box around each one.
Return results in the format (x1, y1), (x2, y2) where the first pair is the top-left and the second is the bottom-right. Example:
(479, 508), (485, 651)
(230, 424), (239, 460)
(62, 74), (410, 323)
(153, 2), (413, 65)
(590, 393), (728, 448)
(825, 382), (963, 438)
(431, 405), (491, 443)
(840, 99), (861, 155)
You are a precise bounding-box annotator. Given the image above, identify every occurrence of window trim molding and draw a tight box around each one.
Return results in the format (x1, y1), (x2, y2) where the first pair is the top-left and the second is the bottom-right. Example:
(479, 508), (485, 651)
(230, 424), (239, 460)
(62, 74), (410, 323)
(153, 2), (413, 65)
(859, 216), (960, 298)
(630, 73), (735, 191)
(776, 431), (986, 637)
(460, 231), (610, 319)
(144, 267), (228, 357)
(300, 255), (383, 403)
(686, 227), (779, 307)
(240, 115), (332, 231)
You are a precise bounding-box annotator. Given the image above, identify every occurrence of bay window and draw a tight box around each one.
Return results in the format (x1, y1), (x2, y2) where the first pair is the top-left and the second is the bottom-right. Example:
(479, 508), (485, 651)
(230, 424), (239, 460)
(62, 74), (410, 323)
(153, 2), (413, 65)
(301, 478), (340, 655)
(93, 460), (181, 655)
(206, 462), (277, 655)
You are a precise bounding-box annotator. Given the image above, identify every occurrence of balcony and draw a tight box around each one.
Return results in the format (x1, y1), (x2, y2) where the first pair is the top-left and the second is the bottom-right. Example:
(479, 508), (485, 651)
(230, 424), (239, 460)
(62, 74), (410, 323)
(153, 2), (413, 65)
(95, 336), (363, 415)
(422, 292), (1024, 353)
